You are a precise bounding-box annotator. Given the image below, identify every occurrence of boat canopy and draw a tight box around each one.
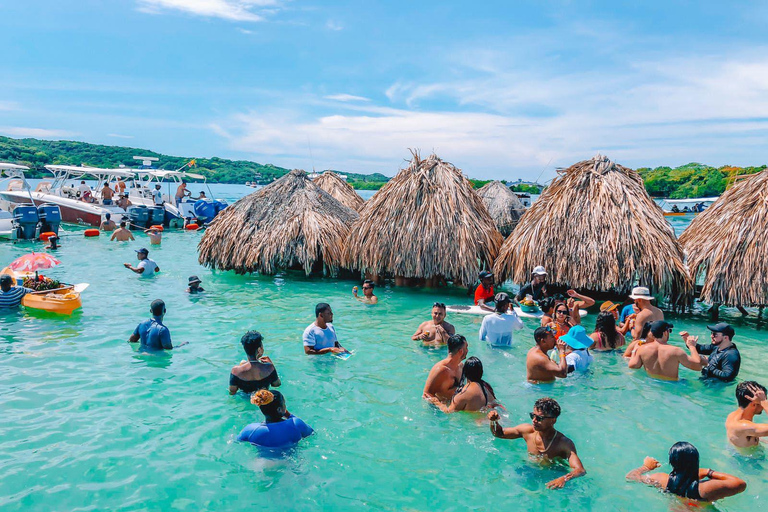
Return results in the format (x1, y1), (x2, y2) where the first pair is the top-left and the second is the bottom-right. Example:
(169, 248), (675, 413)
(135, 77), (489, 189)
(45, 165), (135, 180)
(135, 169), (206, 181)
(0, 162), (30, 178)
(660, 197), (719, 205)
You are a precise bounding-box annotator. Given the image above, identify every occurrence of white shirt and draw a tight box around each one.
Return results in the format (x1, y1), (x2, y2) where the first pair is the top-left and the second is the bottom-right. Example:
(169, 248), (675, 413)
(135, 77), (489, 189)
(479, 311), (524, 347)
(302, 323), (338, 350)
(78, 183), (90, 195)
(566, 349), (593, 372)
(153, 189), (164, 205)
(137, 258), (158, 277)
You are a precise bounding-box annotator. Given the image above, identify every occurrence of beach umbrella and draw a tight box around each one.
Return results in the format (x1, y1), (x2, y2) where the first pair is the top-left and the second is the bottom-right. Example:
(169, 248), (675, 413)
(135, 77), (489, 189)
(9, 252), (61, 273)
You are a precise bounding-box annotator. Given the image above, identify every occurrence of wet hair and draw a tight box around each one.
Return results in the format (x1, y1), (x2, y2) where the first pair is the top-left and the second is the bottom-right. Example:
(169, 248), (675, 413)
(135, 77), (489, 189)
(534, 326), (553, 343)
(432, 302), (446, 310)
(736, 381), (766, 409)
(594, 311), (620, 349)
(241, 330), (264, 359)
(150, 299), (165, 316)
(456, 356), (495, 397)
(666, 442), (700, 499)
(534, 397), (561, 418)
(315, 302), (331, 317)
(363, 280), (375, 289)
(447, 334), (467, 355)
(105, 213), (111, 219)
(251, 389), (285, 421)
(120, 221), (127, 227)
(539, 297), (556, 314)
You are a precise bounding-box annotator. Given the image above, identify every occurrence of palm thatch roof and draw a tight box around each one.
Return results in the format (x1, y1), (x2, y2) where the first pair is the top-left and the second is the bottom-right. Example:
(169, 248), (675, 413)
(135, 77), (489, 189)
(494, 154), (691, 298)
(313, 171), (365, 211)
(476, 180), (525, 236)
(343, 153), (503, 286)
(679, 169), (768, 307)
(198, 169), (359, 276)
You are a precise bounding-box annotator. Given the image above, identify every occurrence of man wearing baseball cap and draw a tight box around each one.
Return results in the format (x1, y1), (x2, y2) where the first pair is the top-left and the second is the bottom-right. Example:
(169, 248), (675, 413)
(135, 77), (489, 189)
(124, 247), (160, 276)
(681, 323), (740, 382)
(628, 286), (664, 341)
(474, 270), (496, 311)
(516, 266), (550, 302)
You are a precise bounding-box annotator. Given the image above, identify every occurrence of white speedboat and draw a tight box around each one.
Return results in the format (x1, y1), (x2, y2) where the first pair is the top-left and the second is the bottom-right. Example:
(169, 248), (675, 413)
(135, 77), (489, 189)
(0, 164), (130, 227)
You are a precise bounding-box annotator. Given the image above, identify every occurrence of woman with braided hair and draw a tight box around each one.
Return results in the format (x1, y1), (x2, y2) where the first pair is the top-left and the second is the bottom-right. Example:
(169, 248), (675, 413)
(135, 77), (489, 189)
(237, 390), (314, 448)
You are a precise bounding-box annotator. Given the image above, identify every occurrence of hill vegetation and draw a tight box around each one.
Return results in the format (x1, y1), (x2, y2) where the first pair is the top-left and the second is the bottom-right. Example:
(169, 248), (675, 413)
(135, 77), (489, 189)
(638, 163), (766, 198)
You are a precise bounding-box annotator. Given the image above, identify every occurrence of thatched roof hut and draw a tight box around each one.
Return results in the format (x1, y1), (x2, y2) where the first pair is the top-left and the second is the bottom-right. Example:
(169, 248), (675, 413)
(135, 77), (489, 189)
(476, 181), (525, 236)
(314, 171), (365, 211)
(344, 153), (503, 286)
(679, 169), (768, 307)
(198, 169), (358, 276)
(494, 154), (690, 298)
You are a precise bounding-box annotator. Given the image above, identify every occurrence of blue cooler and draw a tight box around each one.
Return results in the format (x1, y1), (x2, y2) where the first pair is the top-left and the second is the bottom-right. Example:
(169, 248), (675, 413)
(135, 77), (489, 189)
(12, 205), (39, 240)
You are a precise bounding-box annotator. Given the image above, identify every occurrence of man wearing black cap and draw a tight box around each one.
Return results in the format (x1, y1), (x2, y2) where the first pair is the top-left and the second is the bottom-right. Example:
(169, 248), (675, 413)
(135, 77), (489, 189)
(681, 323), (740, 382)
(474, 270), (495, 311)
(628, 320), (703, 381)
(124, 247), (159, 276)
(186, 276), (205, 294)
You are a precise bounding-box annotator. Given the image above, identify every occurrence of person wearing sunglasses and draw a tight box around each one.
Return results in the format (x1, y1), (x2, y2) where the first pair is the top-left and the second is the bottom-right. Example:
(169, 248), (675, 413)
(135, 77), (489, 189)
(352, 280), (378, 304)
(412, 302), (455, 345)
(488, 398), (585, 489)
(628, 321), (703, 381)
(526, 326), (568, 383)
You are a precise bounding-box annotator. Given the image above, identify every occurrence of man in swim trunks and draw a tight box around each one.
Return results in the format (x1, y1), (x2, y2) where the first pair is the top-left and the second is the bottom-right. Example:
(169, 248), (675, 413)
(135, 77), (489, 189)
(353, 280), (378, 304)
(303, 303), (348, 355)
(526, 326), (568, 383)
(111, 221), (135, 241)
(474, 270), (495, 311)
(629, 287), (664, 340)
(488, 397), (586, 489)
(101, 182), (115, 205)
(412, 302), (456, 345)
(726, 381), (768, 449)
(681, 323), (741, 382)
(128, 299), (186, 351)
(516, 265), (549, 302)
(423, 334), (468, 401)
(116, 193), (132, 210)
(628, 321), (703, 380)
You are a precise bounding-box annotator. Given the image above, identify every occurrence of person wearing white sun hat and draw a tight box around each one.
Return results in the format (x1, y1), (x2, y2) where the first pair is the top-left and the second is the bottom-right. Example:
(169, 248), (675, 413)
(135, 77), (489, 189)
(629, 286), (664, 340)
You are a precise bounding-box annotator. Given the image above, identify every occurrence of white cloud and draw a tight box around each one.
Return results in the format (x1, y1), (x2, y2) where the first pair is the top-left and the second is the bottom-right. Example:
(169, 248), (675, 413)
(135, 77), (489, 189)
(0, 127), (77, 138)
(325, 20), (343, 31)
(107, 133), (135, 139)
(0, 101), (19, 111)
(324, 94), (370, 102)
(136, 0), (282, 22)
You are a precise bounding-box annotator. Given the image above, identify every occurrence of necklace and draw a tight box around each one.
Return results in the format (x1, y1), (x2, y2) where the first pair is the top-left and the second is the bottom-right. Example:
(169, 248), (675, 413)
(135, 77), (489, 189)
(537, 430), (559, 453)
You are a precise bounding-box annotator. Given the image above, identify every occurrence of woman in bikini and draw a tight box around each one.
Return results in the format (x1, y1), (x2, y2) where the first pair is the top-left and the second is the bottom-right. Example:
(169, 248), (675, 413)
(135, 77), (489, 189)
(229, 331), (281, 395)
(429, 357), (499, 413)
(590, 311), (626, 351)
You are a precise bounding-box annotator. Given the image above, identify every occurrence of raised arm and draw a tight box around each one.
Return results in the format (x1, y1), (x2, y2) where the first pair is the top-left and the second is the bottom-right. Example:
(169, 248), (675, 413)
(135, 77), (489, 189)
(626, 457), (665, 488)
(680, 339), (704, 371)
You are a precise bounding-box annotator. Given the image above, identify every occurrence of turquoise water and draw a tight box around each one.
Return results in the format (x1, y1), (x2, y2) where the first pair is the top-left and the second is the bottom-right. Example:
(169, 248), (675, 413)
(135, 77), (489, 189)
(1, 186), (767, 511)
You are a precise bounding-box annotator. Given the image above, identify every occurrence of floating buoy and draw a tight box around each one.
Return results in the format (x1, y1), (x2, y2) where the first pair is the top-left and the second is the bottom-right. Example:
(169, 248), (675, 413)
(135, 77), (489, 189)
(84, 229), (100, 237)
(185, 223), (199, 230)
(39, 231), (57, 242)
(149, 225), (164, 231)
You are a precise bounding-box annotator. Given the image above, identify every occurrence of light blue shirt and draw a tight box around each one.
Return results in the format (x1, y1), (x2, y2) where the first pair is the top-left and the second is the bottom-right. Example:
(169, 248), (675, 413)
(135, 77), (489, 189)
(479, 311), (524, 347)
(133, 316), (172, 351)
(302, 323), (338, 350)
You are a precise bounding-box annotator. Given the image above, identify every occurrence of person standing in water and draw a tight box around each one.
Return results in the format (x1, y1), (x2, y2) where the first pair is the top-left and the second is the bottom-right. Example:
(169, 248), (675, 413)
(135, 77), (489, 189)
(428, 357), (499, 413)
(628, 321), (702, 380)
(423, 334), (468, 401)
(626, 442), (746, 502)
(352, 280), (378, 304)
(629, 287), (664, 340)
(526, 327), (568, 383)
(99, 212), (117, 232)
(238, 390), (313, 448)
(128, 299), (186, 351)
(0, 274), (33, 308)
(488, 398), (586, 489)
(229, 331), (281, 395)
(681, 323), (741, 382)
(144, 227), (162, 245)
(479, 293), (524, 347)
(124, 247), (159, 276)
(303, 303), (348, 355)
(186, 276), (204, 293)
(726, 381), (768, 449)
(111, 221), (135, 241)
(412, 302), (456, 345)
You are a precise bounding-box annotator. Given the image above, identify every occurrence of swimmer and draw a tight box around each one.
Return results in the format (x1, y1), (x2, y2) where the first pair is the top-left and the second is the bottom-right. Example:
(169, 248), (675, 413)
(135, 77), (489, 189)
(488, 398), (586, 489)
(526, 326), (568, 383)
(428, 357), (499, 413)
(229, 331), (281, 395)
(352, 280), (378, 304)
(412, 302), (456, 345)
(111, 221), (135, 241)
(186, 275), (205, 293)
(128, 299), (186, 351)
(626, 442), (746, 502)
(144, 227), (161, 245)
(302, 303), (348, 355)
(45, 235), (59, 251)
(726, 381), (768, 449)
(628, 321), (703, 381)
(479, 293), (524, 347)
(237, 390), (313, 448)
(423, 334), (468, 402)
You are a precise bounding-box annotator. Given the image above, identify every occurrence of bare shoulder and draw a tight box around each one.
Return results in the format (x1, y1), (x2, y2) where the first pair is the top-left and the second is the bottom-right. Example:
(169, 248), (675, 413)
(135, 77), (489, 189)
(557, 432), (578, 453)
(231, 361), (250, 375)
(443, 321), (456, 333)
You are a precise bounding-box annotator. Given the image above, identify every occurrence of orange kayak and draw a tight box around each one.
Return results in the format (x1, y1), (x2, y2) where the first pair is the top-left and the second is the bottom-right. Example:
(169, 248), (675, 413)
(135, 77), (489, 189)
(22, 286), (82, 315)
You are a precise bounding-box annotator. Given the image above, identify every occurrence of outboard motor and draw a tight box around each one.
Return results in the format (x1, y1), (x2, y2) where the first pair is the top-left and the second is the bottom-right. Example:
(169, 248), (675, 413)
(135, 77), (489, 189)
(127, 205), (149, 230)
(37, 204), (61, 236)
(12, 205), (39, 240)
(163, 208), (184, 229)
(213, 200), (228, 215)
(148, 206), (165, 227)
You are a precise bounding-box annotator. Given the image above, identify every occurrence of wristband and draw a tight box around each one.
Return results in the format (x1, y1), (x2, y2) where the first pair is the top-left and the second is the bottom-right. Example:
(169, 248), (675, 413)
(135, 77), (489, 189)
(707, 469), (714, 479)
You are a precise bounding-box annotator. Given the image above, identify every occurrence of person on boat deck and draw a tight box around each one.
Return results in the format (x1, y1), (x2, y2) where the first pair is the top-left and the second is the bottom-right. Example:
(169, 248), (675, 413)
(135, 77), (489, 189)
(423, 334), (468, 401)
(428, 356), (499, 413)
(590, 306), (627, 351)
(129, 299), (186, 351)
(303, 303), (348, 355)
(77, 180), (90, 198)
(0, 274), (33, 308)
(628, 321), (703, 381)
(101, 183), (114, 205)
(558, 326), (594, 373)
(681, 323), (741, 382)
(229, 331), (281, 395)
(99, 212), (117, 232)
(237, 390), (313, 448)
(191, 190), (207, 200)
(144, 227), (162, 245)
(45, 235), (59, 251)
(111, 221), (135, 242)
(479, 293), (524, 347)
(353, 280), (378, 304)
(488, 397), (586, 489)
(116, 192), (132, 210)
(629, 287), (664, 340)
(175, 181), (190, 207)
(626, 442), (746, 502)
(516, 266), (549, 302)
(115, 177), (126, 194)
(671, 204), (680, 213)
(474, 270), (496, 311)
(413, 302), (456, 345)
(153, 184), (164, 206)
(526, 326), (568, 383)
(186, 275), (205, 294)
(124, 247), (160, 276)
(726, 381), (768, 449)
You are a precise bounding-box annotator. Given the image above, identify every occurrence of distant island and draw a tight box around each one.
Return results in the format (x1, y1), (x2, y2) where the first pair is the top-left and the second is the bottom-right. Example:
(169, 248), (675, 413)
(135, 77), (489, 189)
(1, 136), (765, 197)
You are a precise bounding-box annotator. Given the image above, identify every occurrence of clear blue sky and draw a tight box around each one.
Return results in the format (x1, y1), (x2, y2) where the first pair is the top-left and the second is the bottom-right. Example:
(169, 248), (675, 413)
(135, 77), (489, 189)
(1, 1), (767, 181)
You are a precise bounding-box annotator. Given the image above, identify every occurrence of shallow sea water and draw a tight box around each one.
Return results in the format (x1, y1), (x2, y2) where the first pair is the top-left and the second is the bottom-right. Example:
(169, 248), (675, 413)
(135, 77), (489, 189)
(1, 186), (767, 511)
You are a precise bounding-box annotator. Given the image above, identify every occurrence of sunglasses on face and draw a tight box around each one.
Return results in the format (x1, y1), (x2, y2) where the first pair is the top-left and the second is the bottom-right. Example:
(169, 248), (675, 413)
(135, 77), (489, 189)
(556, 310), (568, 315)
(362, 286), (371, 290)
(530, 412), (555, 421)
